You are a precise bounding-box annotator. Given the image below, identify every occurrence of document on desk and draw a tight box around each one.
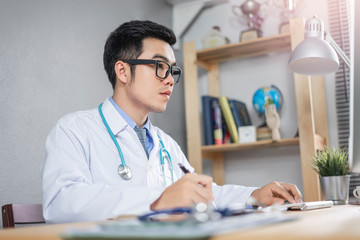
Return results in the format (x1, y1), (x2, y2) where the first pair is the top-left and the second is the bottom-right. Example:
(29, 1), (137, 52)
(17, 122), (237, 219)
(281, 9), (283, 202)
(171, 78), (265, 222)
(62, 212), (298, 240)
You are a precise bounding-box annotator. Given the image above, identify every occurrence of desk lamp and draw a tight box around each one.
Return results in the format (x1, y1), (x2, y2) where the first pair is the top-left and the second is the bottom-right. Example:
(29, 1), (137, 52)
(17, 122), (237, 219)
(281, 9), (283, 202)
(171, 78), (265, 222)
(288, 15), (350, 75)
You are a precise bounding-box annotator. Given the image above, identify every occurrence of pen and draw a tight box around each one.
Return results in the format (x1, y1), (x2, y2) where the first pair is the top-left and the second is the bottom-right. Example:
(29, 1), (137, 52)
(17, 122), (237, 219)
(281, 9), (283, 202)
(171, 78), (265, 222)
(178, 163), (217, 209)
(179, 163), (190, 174)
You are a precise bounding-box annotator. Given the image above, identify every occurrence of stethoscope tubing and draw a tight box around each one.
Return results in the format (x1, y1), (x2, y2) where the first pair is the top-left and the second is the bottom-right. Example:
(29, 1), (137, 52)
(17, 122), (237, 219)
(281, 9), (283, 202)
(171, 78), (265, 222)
(99, 103), (126, 167)
(98, 103), (174, 184)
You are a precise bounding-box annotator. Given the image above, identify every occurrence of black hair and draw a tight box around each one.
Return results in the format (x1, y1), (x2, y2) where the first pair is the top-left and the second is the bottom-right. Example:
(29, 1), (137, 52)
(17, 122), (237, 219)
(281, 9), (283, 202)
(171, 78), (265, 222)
(103, 20), (177, 89)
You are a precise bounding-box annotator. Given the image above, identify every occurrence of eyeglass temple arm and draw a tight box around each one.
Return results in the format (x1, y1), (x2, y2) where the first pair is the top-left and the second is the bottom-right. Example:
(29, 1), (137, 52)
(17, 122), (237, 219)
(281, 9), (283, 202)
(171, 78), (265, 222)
(325, 31), (351, 69)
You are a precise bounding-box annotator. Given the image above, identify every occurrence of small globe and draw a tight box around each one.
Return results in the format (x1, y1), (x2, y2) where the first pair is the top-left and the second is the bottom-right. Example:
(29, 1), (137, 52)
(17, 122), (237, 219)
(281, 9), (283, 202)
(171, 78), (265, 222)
(252, 85), (283, 115)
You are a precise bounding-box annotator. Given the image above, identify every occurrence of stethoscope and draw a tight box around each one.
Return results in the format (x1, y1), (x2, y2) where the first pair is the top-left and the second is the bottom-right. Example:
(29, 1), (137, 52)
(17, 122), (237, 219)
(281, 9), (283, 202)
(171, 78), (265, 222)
(98, 103), (174, 185)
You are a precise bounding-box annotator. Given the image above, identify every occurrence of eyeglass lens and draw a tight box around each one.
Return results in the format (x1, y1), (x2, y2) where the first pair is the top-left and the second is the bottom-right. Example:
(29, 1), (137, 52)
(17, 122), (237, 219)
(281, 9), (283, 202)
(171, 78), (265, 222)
(156, 61), (181, 83)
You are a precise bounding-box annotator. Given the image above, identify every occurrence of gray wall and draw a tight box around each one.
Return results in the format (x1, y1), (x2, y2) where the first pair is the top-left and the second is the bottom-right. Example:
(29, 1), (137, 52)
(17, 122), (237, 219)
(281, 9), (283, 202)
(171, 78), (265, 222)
(0, 0), (184, 228)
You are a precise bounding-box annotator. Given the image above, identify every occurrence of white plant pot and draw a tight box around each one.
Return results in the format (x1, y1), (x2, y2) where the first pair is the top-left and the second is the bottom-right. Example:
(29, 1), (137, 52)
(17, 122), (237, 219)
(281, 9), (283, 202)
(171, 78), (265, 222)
(319, 175), (351, 204)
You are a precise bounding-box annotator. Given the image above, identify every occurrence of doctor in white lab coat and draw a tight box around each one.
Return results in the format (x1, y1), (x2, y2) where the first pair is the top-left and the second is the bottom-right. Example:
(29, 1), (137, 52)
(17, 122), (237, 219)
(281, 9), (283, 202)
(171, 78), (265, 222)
(41, 20), (302, 223)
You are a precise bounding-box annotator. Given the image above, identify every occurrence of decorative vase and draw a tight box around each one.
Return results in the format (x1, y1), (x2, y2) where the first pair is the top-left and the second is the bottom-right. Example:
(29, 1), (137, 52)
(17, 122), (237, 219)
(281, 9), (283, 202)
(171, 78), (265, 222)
(319, 175), (351, 204)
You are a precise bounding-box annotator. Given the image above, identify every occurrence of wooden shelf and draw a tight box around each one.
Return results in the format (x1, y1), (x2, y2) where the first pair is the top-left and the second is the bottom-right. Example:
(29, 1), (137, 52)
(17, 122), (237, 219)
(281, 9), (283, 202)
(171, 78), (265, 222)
(183, 19), (329, 200)
(196, 33), (291, 65)
(201, 138), (299, 154)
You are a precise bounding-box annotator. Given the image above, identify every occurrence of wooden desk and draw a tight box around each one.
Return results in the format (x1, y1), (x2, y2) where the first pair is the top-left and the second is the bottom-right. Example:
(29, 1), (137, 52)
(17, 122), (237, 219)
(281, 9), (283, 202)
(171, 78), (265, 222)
(0, 205), (359, 240)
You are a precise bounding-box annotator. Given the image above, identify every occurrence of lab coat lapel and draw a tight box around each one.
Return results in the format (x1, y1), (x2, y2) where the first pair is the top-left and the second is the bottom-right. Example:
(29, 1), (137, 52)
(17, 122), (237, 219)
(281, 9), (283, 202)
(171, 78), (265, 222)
(102, 98), (149, 161)
(148, 123), (160, 165)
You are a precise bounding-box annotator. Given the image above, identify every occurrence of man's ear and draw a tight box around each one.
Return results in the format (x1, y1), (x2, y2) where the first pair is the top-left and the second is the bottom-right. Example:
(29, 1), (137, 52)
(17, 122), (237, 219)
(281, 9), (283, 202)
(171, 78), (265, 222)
(114, 61), (131, 85)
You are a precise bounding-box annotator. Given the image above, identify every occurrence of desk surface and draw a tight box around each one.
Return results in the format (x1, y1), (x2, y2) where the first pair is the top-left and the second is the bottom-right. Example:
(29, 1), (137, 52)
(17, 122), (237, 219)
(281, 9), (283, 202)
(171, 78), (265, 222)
(0, 205), (359, 240)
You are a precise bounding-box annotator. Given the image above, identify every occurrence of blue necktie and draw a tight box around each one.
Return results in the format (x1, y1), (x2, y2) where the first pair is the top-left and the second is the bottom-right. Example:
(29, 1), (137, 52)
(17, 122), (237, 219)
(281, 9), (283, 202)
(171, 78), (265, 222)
(134, 127), (148, 158)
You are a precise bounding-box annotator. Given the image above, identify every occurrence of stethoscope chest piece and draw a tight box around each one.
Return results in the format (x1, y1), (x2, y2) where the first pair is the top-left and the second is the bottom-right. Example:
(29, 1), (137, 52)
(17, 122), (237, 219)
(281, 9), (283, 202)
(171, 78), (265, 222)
(118, 164), (132, 180)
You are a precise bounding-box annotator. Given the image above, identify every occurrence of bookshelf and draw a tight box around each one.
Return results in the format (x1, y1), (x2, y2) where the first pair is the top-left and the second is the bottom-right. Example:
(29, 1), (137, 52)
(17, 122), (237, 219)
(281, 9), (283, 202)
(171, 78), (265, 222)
(183, 18), (329, 201)
(201, 138), (299, 153)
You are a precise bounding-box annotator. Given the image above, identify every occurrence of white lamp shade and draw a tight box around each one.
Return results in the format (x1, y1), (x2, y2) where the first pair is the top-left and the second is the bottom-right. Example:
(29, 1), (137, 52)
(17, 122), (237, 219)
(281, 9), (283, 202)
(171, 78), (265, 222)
(288, 37), (339, 75)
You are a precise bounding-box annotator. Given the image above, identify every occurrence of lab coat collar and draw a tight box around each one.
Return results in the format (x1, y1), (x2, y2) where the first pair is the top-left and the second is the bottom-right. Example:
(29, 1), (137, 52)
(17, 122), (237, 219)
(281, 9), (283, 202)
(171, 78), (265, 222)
(100, 98), (128, 136)
(101, 98), (155, 138)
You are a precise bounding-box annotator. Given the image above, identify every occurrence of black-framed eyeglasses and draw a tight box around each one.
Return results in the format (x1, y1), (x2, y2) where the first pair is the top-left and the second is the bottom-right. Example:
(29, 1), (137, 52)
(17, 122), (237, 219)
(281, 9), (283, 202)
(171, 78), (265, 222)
(121, 59), (182, 84)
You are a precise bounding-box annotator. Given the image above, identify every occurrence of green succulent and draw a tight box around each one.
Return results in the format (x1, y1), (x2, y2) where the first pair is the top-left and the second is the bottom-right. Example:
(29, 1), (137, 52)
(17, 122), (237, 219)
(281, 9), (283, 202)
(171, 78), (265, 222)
(312, 146), (350, 177)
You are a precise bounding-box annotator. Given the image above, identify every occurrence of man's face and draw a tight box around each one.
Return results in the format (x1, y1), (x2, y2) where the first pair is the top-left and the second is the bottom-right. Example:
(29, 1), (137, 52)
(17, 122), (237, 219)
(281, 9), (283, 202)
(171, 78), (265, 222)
(125, 38), (176, 115)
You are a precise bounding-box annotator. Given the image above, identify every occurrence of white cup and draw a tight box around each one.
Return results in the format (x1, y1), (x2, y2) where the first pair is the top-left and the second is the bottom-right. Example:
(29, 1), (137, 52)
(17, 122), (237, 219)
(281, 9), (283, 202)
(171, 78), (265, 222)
(353, 186), (360, 199)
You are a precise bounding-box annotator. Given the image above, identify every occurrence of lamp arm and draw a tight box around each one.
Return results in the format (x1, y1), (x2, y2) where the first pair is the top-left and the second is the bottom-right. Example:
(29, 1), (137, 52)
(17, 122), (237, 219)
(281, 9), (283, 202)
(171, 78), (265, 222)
(325, 32), (351, 69)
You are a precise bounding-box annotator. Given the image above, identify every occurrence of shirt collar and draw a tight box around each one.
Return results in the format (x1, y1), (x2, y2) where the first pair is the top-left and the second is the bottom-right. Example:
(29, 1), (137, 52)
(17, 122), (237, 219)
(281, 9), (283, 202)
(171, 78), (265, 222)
(109, 97), (150, 131)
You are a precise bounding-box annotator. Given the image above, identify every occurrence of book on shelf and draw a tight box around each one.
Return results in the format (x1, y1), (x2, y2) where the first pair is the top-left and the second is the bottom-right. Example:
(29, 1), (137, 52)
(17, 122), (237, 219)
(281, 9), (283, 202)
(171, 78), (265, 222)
(256, 124), (272, 141)
(219, 96), (239, 143)
(202, 96), (215, 145)
(212, 99), (223, 145)
(222, 115), (231, 144)
(202, 96), (253, 145)
(201, 96), (223, 145)
(228, 99), (252, 128)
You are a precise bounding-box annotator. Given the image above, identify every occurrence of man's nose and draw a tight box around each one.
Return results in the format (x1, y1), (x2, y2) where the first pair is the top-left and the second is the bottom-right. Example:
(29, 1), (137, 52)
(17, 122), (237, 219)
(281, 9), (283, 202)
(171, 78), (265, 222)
(162, 73), (174, 86)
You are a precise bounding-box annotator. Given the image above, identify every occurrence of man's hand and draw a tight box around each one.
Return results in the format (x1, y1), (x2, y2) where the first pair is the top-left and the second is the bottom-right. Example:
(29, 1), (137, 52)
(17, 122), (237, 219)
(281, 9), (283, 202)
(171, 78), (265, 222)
(251, 181), (303, 206)
(150, 173), (214, 210)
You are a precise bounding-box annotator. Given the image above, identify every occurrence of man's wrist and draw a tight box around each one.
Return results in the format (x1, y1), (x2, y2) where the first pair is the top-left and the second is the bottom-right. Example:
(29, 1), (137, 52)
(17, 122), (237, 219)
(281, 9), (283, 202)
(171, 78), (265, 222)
(246, 189), (265, 207)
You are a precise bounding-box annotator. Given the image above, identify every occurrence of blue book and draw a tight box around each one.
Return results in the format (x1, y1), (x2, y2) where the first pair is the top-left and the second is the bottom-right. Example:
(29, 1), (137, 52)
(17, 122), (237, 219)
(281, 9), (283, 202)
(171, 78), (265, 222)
(202, 96), (217, 145)
(228, 99), (252, 127)
(228, 100), (243, 129)
(202, 96), (223, 145)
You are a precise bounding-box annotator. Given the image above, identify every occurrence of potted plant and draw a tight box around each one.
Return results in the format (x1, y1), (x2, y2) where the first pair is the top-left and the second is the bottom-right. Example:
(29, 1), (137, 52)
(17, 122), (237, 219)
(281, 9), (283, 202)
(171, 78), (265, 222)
(312, 146), (351, 204)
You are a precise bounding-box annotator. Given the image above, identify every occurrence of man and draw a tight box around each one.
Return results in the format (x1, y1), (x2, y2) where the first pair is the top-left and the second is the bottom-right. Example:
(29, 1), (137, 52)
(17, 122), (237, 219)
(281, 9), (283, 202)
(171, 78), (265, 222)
(41, 20), (302, 223)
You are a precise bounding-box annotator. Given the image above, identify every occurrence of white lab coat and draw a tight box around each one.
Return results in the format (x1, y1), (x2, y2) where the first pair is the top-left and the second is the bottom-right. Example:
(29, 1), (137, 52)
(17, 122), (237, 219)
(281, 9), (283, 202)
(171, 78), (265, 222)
(41, 98), (256, 223)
